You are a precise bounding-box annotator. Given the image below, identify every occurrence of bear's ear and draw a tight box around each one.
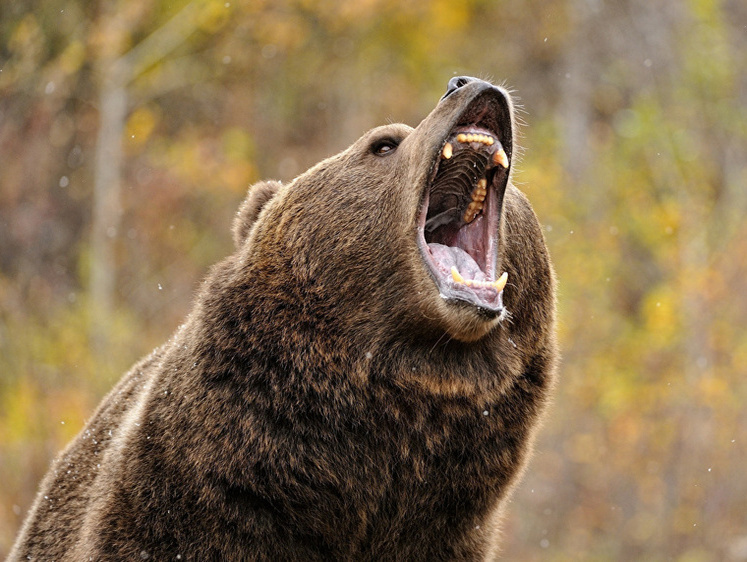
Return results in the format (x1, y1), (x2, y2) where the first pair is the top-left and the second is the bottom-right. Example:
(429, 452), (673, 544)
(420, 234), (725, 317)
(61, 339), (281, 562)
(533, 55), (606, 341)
(232, 180), (282, 248)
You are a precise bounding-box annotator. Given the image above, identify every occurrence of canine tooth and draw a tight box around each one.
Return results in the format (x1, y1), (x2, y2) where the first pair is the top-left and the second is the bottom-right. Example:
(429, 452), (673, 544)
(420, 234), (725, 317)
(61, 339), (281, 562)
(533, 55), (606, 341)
(493, 148), (509, 169)
(493, 271), (509, 292)
(452, 267), (509, 292)
(457, 133), (467, 143)
(441, 142), (453, 159)
(451, 266), (465, 284)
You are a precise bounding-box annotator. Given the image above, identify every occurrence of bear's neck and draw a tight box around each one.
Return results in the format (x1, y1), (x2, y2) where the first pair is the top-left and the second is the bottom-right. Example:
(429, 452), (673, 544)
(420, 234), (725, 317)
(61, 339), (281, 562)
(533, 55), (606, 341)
(157, 268), (547, 557)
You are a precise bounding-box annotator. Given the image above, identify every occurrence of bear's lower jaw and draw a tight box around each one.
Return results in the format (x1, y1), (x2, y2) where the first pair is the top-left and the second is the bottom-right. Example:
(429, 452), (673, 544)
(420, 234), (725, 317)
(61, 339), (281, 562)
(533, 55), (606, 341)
(438, 303), (505, 342)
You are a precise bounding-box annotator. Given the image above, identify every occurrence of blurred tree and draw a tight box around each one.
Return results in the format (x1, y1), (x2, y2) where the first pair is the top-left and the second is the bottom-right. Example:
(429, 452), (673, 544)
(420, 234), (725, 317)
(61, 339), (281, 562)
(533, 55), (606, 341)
(89, 0), (221, 355)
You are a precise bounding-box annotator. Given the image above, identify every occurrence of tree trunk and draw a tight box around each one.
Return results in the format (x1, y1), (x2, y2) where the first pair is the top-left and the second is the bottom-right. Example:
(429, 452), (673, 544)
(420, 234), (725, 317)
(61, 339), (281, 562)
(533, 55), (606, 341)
(88, 0), (202, 355)
(90, 62), (128, 356)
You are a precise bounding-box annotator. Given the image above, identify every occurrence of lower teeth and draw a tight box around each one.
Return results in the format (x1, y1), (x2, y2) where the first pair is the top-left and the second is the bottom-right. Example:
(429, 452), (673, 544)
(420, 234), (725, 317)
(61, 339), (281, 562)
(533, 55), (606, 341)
(451, 267), (509, 291)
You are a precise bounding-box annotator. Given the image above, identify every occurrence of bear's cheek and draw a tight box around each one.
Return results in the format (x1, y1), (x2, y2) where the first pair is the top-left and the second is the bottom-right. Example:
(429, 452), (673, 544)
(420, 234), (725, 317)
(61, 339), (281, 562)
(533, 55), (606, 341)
(253, 188), (402, 281)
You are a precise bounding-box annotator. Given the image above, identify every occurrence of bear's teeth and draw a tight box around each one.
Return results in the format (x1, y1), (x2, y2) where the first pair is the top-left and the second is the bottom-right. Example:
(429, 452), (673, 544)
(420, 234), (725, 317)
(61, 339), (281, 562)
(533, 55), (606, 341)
(455, 133), (495, 146)
(463, 201), (482, 224)
(451, 267), (509, 291)
(494, 271), (509, 292)
(493, 148), (509, 169)
(472, 178), (487, 202)
(441, 142), (453, 159)
(464, 181), (487, 223)
(451, 266), (466, 284)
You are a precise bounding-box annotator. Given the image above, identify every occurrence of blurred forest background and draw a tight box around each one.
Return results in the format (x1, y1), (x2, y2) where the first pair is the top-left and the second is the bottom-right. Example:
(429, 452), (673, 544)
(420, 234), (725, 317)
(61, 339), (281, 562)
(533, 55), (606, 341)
(1, 0), (746, 559)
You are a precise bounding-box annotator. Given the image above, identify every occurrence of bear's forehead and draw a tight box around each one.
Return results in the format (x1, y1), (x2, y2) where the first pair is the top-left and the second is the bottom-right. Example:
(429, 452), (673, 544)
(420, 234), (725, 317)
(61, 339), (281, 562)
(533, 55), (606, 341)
(359, 123), (414, 142)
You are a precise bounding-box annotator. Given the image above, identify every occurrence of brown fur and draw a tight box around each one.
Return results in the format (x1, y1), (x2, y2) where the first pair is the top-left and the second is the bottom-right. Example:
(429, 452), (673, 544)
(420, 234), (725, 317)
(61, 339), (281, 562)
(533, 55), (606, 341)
(10, 78), (557, 561)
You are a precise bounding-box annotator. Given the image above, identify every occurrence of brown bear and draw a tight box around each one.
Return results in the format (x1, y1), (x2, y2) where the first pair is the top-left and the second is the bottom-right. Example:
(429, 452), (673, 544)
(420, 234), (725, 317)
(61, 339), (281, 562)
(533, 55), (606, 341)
(9, 76), (557, 561)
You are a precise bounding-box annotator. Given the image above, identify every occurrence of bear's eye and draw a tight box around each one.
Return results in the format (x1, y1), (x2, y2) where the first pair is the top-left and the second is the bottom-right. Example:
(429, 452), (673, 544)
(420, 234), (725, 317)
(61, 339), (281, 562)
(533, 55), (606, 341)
(371, 138), (400, 156)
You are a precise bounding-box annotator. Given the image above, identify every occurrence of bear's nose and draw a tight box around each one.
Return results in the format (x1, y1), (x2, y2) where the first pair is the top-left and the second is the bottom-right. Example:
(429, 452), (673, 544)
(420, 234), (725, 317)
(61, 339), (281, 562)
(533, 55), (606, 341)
(441, 76), (479, 100)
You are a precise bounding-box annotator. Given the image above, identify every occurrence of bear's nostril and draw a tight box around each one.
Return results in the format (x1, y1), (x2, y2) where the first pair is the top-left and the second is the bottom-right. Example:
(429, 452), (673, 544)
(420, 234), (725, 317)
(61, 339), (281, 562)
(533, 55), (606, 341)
(441, 76), (478, 100)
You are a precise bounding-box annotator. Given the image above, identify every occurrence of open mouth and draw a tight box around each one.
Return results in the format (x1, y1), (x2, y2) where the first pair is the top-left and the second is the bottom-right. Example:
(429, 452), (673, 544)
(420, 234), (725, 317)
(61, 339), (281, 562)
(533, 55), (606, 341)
(417, 92), (512, 316)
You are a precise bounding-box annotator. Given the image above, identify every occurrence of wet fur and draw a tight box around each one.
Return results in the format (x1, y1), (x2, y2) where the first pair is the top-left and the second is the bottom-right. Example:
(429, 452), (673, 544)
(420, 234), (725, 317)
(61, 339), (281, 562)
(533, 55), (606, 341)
(10, 80), (557, 561)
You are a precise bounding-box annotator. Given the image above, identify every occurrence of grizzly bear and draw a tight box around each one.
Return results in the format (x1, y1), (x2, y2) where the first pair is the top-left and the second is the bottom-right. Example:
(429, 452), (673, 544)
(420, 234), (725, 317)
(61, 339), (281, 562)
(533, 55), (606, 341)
(9, 76), (557, 561)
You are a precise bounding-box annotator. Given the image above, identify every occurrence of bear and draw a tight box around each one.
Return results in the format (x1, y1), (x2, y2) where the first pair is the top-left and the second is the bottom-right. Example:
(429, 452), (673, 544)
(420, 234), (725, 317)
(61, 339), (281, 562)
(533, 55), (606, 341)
(9, 76), (557, 561)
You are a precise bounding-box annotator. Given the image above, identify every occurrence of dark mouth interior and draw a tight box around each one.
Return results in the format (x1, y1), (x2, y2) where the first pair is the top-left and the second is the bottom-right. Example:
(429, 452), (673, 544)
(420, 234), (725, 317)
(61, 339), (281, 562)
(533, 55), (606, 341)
(423, 128), (508, 284)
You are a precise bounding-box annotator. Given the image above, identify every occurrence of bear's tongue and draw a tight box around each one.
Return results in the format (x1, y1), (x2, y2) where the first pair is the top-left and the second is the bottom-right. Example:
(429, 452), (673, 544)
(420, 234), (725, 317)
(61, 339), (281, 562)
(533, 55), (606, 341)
(428, 242), (486, 281)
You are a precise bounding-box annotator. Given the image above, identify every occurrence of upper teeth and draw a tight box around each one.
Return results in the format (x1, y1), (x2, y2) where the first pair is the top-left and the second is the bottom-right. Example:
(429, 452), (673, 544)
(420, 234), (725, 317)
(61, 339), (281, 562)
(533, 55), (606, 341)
(463, 178), (487, 223)
(439, 132), (511, 225)
(493, 148), (509, 169)
(456, 133), (494, 146)
(446, 133), (510, 169)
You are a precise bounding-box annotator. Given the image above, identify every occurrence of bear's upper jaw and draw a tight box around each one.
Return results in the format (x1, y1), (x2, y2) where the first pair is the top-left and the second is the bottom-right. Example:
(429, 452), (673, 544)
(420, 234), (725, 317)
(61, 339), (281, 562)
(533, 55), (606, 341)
(418, 90), (512, 317)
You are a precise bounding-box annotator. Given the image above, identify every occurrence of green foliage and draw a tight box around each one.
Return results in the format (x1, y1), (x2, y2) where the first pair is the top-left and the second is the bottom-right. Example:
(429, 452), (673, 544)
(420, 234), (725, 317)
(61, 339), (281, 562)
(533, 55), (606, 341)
(1, 0), (746, 558)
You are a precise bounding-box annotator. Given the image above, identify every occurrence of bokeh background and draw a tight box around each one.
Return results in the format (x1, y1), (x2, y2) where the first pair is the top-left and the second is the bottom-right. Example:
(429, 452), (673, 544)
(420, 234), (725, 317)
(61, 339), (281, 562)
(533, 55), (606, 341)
(1, 0), (746, 559)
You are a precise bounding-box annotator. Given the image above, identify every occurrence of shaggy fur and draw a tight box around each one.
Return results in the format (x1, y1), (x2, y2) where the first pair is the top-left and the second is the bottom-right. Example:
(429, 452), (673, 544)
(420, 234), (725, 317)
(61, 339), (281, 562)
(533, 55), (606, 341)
(10, 78), (557, 561)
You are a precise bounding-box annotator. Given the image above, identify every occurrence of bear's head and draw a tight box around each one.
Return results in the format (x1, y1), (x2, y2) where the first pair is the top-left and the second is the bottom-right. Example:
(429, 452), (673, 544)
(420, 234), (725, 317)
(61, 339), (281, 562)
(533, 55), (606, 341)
(231, 77), (551, 344)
